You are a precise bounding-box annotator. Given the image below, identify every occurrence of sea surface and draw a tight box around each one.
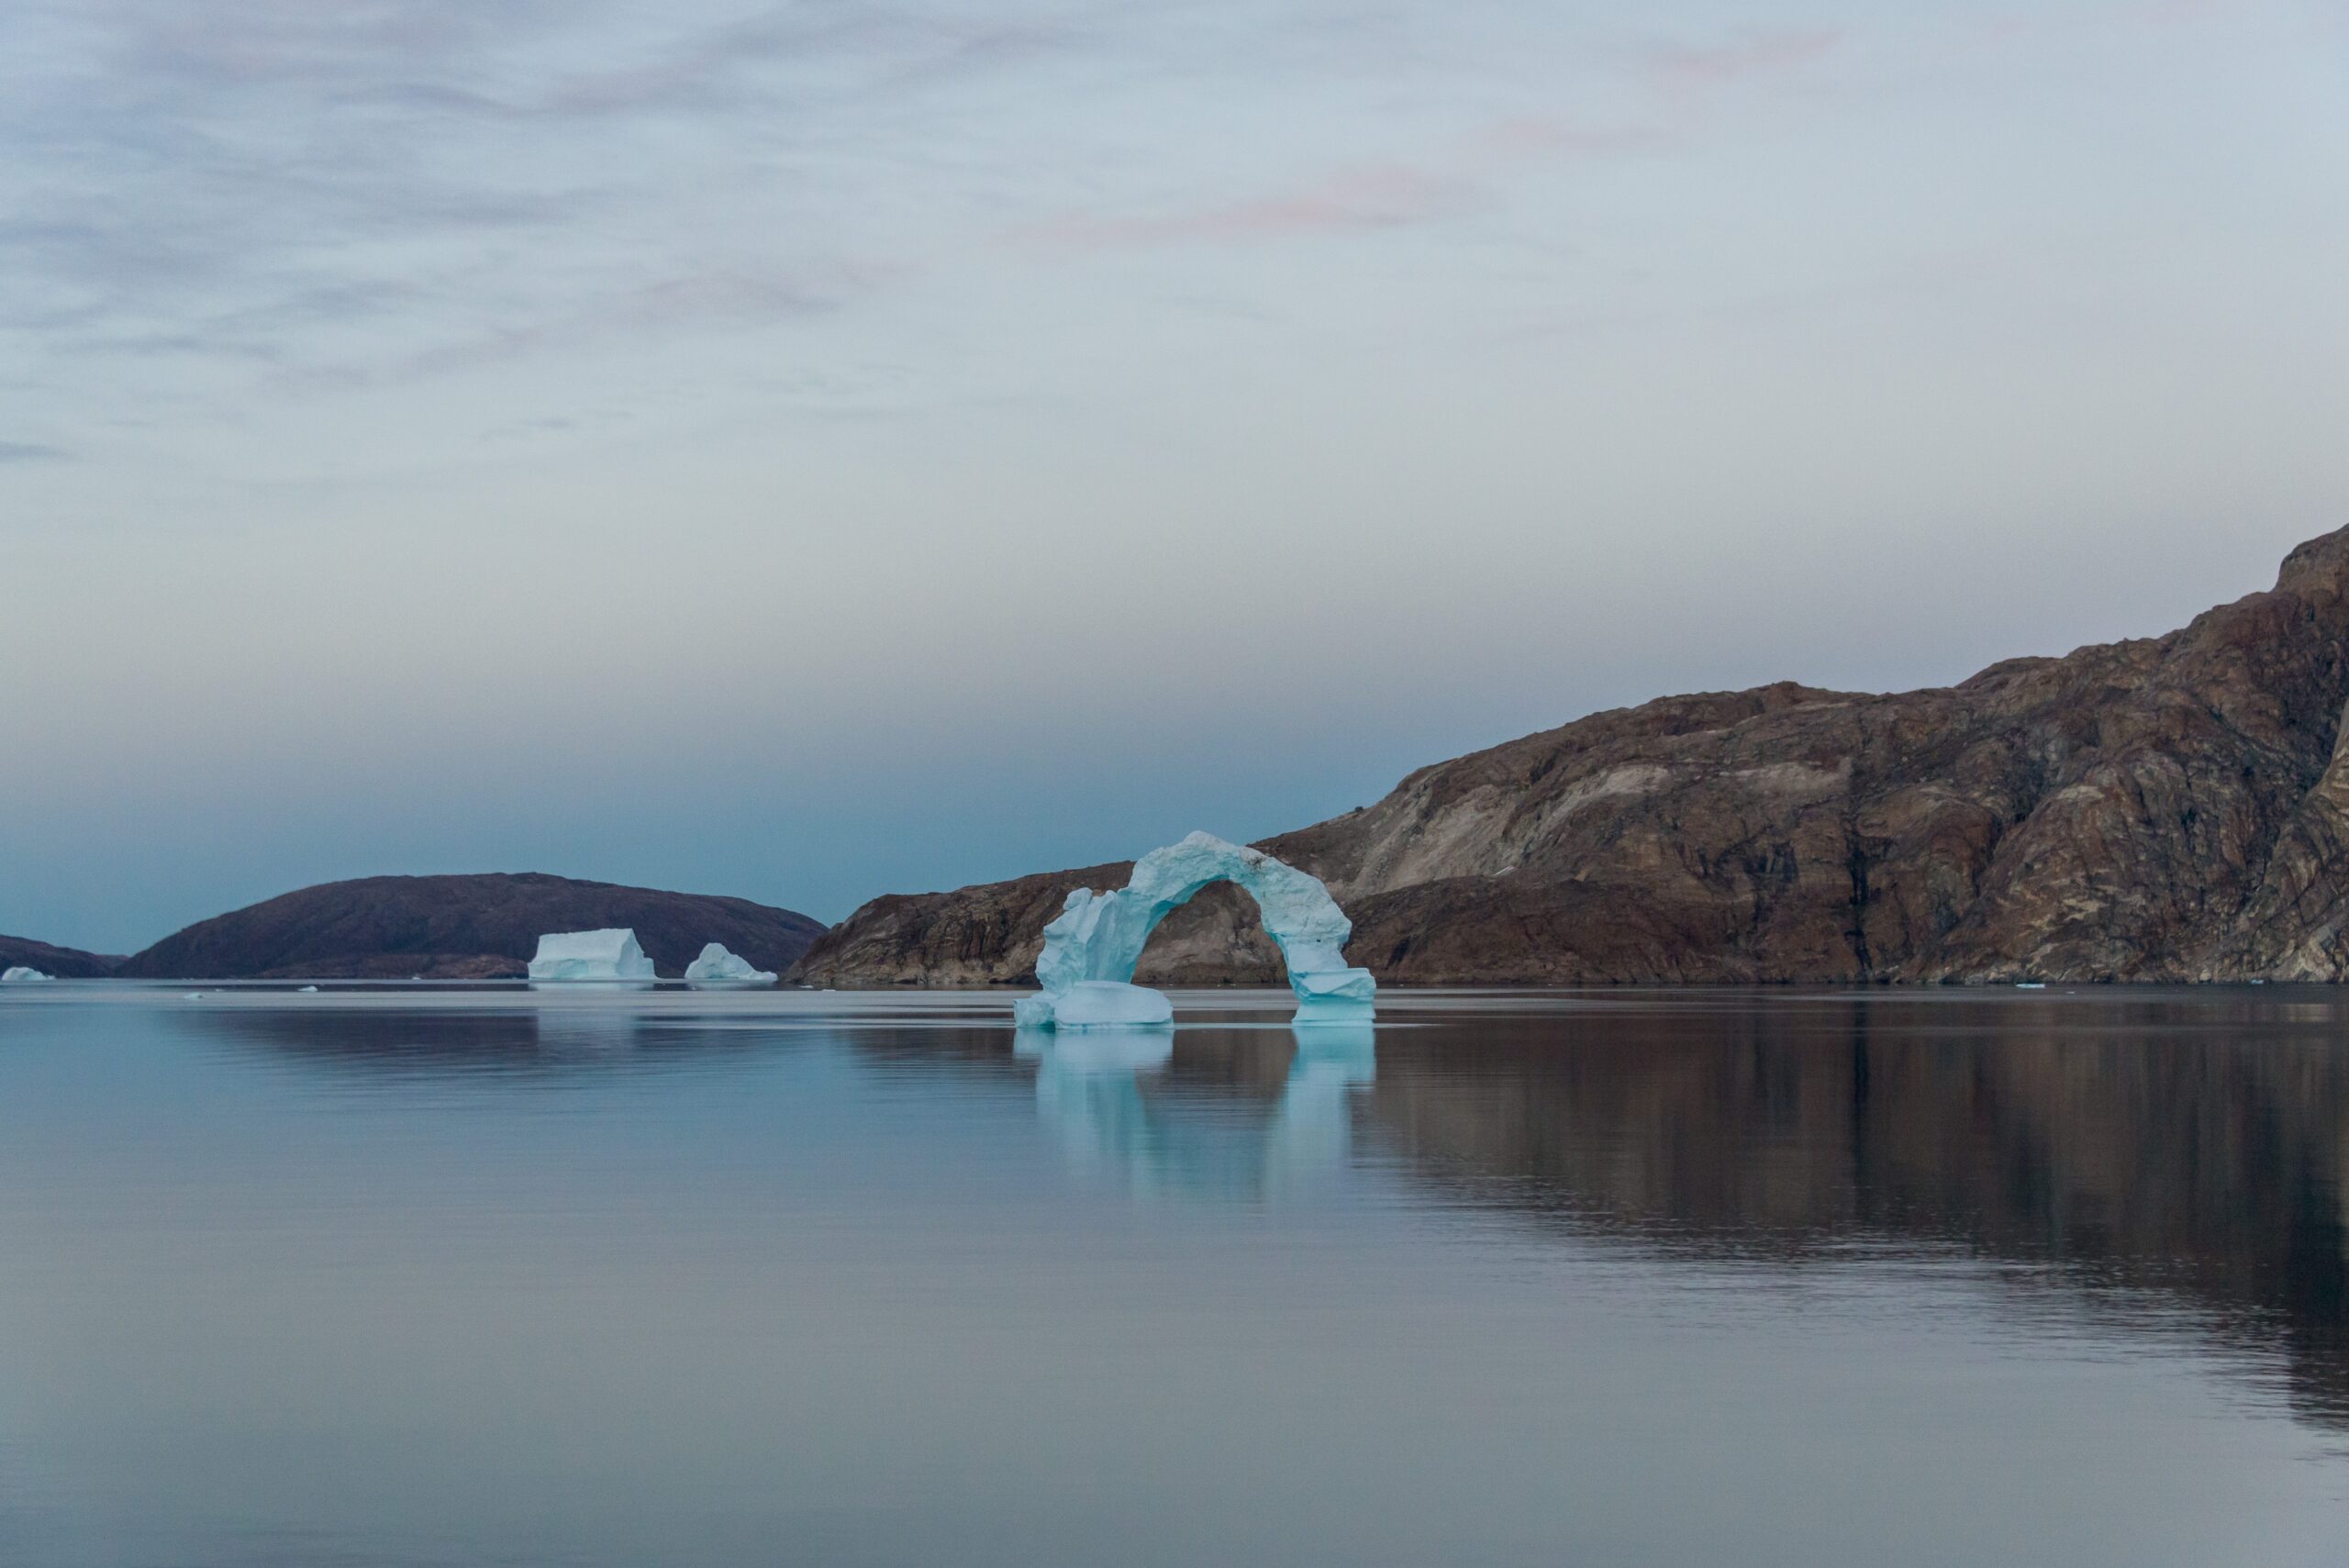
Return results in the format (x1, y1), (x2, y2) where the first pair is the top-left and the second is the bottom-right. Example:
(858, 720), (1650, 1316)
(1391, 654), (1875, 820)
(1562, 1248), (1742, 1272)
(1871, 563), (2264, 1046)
(1, 984), (2345, 1567)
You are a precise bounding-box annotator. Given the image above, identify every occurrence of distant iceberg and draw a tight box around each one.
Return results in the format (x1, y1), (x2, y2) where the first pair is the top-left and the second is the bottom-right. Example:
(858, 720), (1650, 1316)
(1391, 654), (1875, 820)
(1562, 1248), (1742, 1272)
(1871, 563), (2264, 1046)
(527, 929), (656, 984)
(684, 942), (777, 987)
(1, 965), (51, 984)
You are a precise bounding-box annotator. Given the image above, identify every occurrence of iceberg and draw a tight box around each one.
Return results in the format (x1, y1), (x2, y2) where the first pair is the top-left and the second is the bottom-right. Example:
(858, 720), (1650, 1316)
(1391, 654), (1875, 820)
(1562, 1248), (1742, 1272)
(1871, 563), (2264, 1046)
(684, 942), (777, 987)
(527, 928), (656, 984)
(1016, 979), (1172, 1029)
(1018, 831), (1376, 1030)
(1, 965), (51, 984)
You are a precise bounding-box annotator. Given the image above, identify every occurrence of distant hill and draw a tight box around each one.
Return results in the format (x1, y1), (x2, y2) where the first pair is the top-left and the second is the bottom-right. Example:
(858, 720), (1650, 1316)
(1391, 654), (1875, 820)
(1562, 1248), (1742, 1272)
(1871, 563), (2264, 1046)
(0, 934), (123, 979)
(116, 873), (827, 980)
(794, 522), (2349, 986)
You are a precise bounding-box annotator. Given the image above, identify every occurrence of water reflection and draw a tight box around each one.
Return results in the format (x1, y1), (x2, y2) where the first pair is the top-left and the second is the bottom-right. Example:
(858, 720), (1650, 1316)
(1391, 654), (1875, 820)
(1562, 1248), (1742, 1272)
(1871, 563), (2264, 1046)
(166, 988), (2349, 1430)
(1016, 1025), (1376, 1198)
(1359, 997), (2349, 1429)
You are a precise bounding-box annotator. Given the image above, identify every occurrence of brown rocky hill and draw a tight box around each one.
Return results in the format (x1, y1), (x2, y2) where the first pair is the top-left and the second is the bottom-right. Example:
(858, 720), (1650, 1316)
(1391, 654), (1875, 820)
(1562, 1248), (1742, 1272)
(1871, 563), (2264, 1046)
(793, 524), (2349, 986)
(116, 873), (827, 980)
(0, 934), (122, 978)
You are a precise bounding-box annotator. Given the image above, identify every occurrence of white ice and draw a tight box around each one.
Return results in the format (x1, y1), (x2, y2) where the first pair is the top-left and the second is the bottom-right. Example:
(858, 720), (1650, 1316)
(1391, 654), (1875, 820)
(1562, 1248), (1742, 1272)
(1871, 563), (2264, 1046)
(1017, 831), (1376, 1030)
(527, 928), (656, 984)
(1017, 979), (1173, 1029)
(1, 965), (51, 984)
(684, 942), (777, 987)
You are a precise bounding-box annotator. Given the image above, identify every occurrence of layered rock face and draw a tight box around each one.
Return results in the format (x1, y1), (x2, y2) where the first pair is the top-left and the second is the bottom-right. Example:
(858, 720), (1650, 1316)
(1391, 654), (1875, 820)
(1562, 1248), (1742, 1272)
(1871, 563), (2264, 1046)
(793, 525), (2349, 986)
(117, 873), (827, 980)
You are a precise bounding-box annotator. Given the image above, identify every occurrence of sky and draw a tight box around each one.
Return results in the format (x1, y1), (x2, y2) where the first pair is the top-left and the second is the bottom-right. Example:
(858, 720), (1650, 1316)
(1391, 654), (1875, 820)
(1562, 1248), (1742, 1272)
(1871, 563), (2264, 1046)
(3, 0), (2346, 954)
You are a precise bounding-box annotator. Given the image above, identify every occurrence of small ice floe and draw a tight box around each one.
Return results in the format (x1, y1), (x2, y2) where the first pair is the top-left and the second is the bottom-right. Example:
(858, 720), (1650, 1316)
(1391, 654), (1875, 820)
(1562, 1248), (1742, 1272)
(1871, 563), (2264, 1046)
(298, 984), (320, 994)
(527, 928), (655, 985)
(683, 942), (777, 988)
(182, 992), (204, 1000)
(2, 965), (52, 984)
(2015, 983), (2047, 990)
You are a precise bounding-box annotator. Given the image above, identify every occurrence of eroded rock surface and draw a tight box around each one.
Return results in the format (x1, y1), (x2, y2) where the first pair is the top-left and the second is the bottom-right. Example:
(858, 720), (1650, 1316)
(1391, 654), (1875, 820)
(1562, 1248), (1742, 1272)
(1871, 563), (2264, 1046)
(793, 526), (2349, 985)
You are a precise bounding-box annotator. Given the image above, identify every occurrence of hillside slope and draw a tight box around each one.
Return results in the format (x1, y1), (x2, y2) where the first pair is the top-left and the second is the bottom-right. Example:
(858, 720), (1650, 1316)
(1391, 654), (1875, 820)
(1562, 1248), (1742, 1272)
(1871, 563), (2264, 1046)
(794, 525), (2349, 986)
(0, 934), (122, 979)
(117, 873), (826, 980)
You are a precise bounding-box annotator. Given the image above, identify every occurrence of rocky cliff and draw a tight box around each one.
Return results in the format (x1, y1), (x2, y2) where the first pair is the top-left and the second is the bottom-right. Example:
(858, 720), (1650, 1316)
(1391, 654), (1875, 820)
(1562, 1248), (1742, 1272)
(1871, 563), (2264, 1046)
(793, 525), (2349, 986)
(117, 873), (827, 980)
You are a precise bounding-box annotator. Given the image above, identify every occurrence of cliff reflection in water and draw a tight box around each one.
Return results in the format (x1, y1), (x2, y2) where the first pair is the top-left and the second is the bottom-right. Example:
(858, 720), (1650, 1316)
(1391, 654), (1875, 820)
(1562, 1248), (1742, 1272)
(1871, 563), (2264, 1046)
(1008, 996), (2349, 1435)
(1361, 994), (2349, 1429)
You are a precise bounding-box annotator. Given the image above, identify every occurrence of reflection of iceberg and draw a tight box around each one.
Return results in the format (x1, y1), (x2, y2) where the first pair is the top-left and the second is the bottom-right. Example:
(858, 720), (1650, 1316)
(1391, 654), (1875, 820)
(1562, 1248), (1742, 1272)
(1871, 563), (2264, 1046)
(1267, 1025), (1377, 1187)
(531, 1002), (643, 1055)
(684, 942), (777, 987)
(1, 966), (52, 984)
(528, 929), (655, 986)
(1021, 1024), (1377, 1198)
(1017, 832), (1376, 1030)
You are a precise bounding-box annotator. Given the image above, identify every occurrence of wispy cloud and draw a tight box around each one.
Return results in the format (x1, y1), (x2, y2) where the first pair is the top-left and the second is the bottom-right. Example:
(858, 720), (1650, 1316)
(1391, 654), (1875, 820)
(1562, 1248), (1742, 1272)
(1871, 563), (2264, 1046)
(1648, 28), (1843, 90)
(1022, 164), (1477, 252)
(0, 1), (1082, 390)
(0, 440), (68, 463)
(1015, 23), (1814, 264)
(339, 267), (857, 385)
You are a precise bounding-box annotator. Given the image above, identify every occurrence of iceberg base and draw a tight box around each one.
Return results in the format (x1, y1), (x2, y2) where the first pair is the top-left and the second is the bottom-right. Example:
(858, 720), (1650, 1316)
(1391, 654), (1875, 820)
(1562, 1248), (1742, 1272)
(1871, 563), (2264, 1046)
(1020, 980), (1174, 1031)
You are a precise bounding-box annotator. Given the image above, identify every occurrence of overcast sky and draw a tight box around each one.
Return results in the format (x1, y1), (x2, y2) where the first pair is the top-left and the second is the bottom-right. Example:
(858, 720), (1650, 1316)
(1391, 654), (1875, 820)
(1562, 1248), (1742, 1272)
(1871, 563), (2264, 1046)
(4, 0), (2345, 952)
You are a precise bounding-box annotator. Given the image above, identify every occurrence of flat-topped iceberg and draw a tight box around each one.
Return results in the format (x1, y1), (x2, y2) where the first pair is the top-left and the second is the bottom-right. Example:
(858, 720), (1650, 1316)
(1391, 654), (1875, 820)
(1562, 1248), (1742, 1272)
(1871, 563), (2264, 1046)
(2, 965), (51, 984)
(684, 942), (777, 987)
(527, 929), (655, 984)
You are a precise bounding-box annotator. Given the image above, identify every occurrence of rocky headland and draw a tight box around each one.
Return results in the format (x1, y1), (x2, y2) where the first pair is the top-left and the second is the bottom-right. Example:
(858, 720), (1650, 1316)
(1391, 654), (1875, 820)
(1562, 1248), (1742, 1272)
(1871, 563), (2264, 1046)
(0, 934), (122, 979)
(113, 873), (826, 981)
(793, 525), (2349, 986)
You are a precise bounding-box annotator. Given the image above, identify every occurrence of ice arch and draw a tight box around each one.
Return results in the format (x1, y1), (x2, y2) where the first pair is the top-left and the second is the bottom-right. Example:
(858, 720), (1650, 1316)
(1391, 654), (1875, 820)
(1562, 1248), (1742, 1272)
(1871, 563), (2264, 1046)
(1013, 832), (1376, 1030)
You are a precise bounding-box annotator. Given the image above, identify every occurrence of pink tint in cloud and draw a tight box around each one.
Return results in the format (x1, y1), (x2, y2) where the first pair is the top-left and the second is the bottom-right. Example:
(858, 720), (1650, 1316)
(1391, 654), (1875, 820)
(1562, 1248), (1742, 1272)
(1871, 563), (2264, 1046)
(1023, 164), (1475, 252)
(1472, 117), (1675, 160)
(1648, 28), (1843, 90)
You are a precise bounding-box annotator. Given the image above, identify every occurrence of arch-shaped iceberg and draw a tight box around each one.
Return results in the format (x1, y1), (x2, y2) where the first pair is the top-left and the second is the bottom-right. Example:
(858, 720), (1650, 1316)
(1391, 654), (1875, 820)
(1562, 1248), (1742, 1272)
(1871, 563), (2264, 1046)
(1014, 831), (1375, 1029)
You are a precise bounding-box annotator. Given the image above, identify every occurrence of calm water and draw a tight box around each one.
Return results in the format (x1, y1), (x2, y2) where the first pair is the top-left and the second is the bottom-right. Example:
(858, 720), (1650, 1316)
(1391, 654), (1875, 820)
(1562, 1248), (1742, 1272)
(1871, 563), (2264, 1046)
(2, 985), (2345, 1566)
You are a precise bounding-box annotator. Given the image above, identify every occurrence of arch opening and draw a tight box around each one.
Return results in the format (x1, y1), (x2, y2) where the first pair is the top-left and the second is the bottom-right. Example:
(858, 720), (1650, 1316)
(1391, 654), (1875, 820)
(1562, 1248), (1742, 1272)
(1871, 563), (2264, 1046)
(1016, 832), (1376, 1031)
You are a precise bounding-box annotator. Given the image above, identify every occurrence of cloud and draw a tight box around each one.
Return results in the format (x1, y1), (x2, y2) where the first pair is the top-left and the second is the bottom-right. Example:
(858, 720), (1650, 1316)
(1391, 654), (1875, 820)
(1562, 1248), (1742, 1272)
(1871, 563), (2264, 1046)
(1472, 117), (1674, 159)
(0, 6), (1861, 404)
(294, 265), (863, 387)
(0, 1), (1078, 390)
(1648, 28), (1843, 89)
(0, 440), (68, 463)
(1022, 164), (1478, 252)
(1012, 17), (1847, 262)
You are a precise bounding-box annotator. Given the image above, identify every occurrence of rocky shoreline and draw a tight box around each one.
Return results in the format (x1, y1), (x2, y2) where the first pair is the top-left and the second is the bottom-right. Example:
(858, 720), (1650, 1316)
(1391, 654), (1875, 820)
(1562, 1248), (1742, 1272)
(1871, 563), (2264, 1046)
(792, 524), (2349, 988)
